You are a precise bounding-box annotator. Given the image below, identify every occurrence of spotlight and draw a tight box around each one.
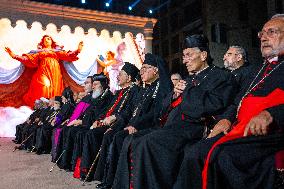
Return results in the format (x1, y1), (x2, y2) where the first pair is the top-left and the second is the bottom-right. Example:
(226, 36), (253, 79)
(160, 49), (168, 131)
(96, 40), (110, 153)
(81, 0), (86, 4)
(105, 2), (110, 7)
(128, 6), (132, 11)
(149, 9), (153, 14)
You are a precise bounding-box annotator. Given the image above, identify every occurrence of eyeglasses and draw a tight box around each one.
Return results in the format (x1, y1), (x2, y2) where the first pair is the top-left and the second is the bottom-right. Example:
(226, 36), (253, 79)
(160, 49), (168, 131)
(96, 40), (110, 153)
(258, 28), (284, 38)
(140, 65), (154, 73)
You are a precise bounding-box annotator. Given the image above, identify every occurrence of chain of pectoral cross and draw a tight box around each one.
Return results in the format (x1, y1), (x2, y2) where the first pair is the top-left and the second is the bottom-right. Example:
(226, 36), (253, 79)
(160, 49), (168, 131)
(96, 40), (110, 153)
(132, 81), (159, 118)
(236, 60), (283, 117)
(190, 66), (215, 87)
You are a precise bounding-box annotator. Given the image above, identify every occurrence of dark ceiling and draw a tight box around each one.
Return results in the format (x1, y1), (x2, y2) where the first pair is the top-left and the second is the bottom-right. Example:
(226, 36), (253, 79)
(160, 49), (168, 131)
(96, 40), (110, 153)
(30, 0), (161, 17)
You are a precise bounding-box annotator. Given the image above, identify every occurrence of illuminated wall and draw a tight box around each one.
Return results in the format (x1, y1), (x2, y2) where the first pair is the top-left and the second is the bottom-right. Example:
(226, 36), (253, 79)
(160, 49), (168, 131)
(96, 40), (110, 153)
(0, 18), (145, 72)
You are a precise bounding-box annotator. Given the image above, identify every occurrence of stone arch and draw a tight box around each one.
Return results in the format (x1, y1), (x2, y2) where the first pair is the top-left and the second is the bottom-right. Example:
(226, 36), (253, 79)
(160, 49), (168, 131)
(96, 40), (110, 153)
(0, 18), (12, 26)
(74, 26), (85, 36)
(45, 23), (58, 34)
(15, 20), (28, 29)
(30, 21), (43, 31)
(99, 29), (110, 39)
(87, 28), (98, 36)
(112, 31), (122, 39)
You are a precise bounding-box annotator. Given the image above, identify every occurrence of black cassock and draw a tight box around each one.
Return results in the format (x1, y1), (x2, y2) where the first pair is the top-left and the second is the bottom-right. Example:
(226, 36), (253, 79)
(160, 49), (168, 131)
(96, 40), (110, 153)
(22, 106), (55, 150)
(71, 85), (140, 176)
(112, 66), (238, 189)
(173, 58), (284, 189)
(34, 102), (75, 154)
(215, 63), (258, 126)
(57, 90), (113, 170)
(51, 94), (93, 162)
(94, 79), (169, 186)
(14, 108), (42, 143)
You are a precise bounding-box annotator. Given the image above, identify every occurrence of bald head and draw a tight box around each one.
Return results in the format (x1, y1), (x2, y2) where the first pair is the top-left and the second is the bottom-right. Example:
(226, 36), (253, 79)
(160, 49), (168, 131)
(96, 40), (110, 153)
(260, 16), (284, 59)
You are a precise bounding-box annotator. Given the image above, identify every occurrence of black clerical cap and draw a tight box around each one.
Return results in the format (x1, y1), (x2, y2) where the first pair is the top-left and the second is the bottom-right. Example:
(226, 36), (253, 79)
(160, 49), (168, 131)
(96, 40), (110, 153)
(62, 87), (73, 99)
(121, 62), (139, 82)
(92, 73), (109, 90)
(143, 53), (158, 67)
(61, 86), (74, 104)
(54, 96), (62, 103)
(183, 34), (209, 51)
(143, 53), (172, 98)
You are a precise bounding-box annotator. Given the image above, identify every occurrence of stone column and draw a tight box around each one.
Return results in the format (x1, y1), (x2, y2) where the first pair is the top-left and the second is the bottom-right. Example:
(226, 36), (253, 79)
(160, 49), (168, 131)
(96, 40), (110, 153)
(144, 21), (154, 53)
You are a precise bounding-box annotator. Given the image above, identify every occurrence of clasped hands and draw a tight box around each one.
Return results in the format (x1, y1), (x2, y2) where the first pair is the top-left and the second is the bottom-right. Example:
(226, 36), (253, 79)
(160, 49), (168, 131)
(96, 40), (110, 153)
(67, 119), (82, 127)
(124, 125), (137, 134)
(207, 110), (273, 139)
(90, 115), (117, 129)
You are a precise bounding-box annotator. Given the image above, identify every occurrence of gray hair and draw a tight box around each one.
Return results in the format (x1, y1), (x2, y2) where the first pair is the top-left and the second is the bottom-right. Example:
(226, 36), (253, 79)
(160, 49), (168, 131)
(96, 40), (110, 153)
(271, 14), (284, 20)
(230, 45), (248, 63)
(171, 73), (182, 80)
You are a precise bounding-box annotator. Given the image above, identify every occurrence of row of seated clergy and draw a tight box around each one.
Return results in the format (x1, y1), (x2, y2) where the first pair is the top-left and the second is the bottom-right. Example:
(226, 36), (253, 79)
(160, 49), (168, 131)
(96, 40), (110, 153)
(14, 16), (284, 189)
(58, 62), (141, 173)
(53, 54), (172, 179)
(35, 88), (76, 154)
(113, 16), (284, 189)
(55, 73), (114, 170)
(51, 61), (141, 171)
(14, 96), (62, 151)
(79, 53), (173, 184)
(51, 78), (94, 161)
(112, 34), (241, 189)
(71, 63), (141, 177)
(14, 101), (44, 144)
(52, 35), (243, 189)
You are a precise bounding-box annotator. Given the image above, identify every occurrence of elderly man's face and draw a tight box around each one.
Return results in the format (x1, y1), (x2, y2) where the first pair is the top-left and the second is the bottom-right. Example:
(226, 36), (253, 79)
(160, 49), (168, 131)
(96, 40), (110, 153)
(92, 81), (103, 92)
(171, 75), (181, 86)
(223, 47), (242, 70)
(182, 47), (206, 74)
(117, 70), (130, 87)
(259, 18), (284, 58)
(140, 64), (158, 83)
(83, 78), (93, 93)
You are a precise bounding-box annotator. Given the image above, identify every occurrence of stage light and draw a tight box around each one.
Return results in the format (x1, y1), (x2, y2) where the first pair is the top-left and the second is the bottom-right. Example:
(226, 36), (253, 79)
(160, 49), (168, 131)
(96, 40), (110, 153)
(149, 9), (153, 14)
(128, 0), (142, 11)
(105, 2), (110, 7)
(81, 0), (86, 4)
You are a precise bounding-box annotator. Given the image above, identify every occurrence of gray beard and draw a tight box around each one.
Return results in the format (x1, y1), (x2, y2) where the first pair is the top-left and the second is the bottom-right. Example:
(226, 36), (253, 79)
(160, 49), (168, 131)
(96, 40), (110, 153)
(224, 61), (237, 71)
(92, 89), (103, 99)
(54, 106), (60, 110)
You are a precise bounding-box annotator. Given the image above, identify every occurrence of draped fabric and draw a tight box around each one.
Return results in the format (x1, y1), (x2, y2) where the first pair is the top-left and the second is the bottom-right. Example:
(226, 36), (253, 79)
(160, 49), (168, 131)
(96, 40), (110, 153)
(0, 50), (97, 107)
(0, 64), (25, 84)
(0, 66), (36, 107)
(63, 60), (97, 85)
(202, 88), (284, 189)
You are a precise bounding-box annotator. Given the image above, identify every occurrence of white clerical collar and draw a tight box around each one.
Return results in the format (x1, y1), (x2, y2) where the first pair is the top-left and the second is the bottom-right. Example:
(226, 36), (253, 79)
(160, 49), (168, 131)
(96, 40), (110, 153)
(267, 56), (278, 63)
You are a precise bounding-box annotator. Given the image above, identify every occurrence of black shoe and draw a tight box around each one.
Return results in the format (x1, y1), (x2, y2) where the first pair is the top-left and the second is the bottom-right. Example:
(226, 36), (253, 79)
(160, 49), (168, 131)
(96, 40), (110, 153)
(36, 150), (42, 155)
(65, 168), (73, 172)
(97, 184), (112, 189)
(96, 183), (105, 188)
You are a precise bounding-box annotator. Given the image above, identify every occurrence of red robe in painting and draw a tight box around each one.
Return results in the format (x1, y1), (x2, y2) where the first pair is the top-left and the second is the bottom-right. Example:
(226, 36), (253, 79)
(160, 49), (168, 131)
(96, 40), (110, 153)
(0, 50), (84, 107)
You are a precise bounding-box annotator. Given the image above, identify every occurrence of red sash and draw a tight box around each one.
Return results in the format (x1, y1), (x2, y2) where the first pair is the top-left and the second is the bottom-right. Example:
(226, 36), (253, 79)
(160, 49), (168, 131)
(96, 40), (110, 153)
(202, 88), (284, 189)
(105, 89), (124, 117)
